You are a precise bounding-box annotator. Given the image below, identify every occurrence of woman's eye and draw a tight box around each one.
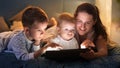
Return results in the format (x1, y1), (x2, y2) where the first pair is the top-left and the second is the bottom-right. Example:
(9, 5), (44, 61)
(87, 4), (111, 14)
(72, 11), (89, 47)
(86, 21), (93, 25)
(86, 22), (90, 24)
(76, 21), (82, 24)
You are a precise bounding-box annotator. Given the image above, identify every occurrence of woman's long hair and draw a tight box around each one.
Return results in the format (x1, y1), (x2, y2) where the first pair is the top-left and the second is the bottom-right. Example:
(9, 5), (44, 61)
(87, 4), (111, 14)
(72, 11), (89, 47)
(74, 3), (108, 43)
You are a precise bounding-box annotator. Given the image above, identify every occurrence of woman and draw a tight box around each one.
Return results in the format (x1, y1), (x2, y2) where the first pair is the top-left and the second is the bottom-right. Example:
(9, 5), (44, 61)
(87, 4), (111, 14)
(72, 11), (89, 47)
(74, 3), (108, 60)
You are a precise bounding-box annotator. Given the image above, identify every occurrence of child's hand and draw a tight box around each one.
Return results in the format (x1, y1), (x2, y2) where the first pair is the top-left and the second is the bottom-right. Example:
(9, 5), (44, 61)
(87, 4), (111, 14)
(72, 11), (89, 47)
(32, 39), (41, 46)
(80, 39), (95, 49)
(34, 43), (62, 58)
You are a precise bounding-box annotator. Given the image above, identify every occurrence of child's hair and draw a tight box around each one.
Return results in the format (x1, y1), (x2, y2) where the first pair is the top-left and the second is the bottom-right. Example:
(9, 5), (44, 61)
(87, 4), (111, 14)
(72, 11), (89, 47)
(22, 6), (49, 27)
(74, 3), (108, 42)
(57, 12), (75, 27)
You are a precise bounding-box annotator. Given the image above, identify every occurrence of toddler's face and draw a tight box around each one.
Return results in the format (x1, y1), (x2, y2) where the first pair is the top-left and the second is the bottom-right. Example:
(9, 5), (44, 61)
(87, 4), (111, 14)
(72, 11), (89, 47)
(27, 21), (48, 41)
(59, 21), (75, 41)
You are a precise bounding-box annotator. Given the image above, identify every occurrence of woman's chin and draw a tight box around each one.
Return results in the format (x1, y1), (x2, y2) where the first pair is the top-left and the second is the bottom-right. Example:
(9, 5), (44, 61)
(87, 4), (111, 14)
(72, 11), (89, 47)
(78, 32), (85, 36)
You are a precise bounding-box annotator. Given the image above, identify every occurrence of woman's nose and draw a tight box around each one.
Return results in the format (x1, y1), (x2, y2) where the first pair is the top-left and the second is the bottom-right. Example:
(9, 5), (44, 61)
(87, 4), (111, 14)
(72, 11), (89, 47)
(81, 24), (86, 31)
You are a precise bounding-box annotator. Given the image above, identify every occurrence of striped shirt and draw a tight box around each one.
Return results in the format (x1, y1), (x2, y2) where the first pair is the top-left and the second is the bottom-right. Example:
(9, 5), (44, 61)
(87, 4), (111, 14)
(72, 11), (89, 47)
(5, 31), (35, 61)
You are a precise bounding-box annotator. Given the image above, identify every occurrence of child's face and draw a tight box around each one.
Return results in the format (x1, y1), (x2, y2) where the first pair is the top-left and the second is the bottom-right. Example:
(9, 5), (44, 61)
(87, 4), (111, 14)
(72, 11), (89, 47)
(76, 12), (95, 36)
(58, 21), (75, 41)
(26, 21), (48, 41)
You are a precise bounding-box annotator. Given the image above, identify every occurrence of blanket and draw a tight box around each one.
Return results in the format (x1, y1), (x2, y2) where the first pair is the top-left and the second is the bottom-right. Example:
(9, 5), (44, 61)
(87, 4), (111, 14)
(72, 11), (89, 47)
(0, 46), (120, 68)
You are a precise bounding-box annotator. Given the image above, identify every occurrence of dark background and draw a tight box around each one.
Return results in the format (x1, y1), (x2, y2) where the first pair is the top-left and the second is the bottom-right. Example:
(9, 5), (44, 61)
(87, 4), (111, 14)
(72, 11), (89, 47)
(0, 0), (94, 26)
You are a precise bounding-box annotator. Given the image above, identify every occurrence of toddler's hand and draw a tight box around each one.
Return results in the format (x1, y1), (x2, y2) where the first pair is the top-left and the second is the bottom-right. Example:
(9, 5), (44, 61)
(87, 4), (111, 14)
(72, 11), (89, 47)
(44, 43), (63, 51)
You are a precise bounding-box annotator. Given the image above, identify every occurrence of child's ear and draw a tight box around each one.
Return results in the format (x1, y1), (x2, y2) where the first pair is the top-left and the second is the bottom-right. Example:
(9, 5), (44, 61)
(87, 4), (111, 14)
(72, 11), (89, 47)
(24, 27), (30, 33)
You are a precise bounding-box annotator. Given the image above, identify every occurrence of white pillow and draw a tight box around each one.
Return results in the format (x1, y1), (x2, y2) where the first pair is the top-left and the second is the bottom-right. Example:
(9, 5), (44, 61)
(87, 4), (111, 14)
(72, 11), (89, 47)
(10, 21), (23, 30)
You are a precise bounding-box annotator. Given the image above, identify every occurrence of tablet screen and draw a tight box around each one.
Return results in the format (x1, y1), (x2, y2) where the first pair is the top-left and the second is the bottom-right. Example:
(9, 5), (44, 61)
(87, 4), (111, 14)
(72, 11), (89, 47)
(43, 49), (90, 61)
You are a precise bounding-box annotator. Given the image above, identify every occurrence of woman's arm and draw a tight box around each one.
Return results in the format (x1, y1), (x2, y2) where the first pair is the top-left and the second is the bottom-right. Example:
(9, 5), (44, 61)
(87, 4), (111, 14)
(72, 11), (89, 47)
(80, 35), (108, 60)
(94, 35), (108, 57)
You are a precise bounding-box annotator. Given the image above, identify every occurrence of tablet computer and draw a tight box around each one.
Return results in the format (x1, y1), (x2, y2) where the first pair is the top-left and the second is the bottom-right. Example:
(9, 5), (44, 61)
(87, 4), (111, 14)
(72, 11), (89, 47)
(42, 49), (90, 61)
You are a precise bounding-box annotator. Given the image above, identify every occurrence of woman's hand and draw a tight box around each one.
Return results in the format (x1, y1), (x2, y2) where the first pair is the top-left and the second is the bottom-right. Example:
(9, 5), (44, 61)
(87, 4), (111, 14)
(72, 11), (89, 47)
(80, 49), (96, 60)
(80, 39), (95, 49)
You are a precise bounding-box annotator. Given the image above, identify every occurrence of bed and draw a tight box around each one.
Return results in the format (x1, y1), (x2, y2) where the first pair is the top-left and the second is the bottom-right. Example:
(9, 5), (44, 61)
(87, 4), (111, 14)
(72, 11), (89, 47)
(0, 46), (120, 68)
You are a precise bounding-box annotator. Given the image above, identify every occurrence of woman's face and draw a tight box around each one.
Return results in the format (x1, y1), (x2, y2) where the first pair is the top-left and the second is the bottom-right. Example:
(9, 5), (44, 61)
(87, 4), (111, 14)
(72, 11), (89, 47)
(75, 12), (95, 36)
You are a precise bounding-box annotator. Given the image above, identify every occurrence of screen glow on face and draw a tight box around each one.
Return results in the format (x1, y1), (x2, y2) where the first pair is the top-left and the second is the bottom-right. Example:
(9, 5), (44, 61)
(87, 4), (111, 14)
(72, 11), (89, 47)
(60, 23), (75, 34)
(59, 22), (76, 41)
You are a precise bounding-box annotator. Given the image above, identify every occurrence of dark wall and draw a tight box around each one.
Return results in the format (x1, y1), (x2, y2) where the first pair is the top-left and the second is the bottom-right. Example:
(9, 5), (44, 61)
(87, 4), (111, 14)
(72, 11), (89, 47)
(0, 0), (94, 26)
